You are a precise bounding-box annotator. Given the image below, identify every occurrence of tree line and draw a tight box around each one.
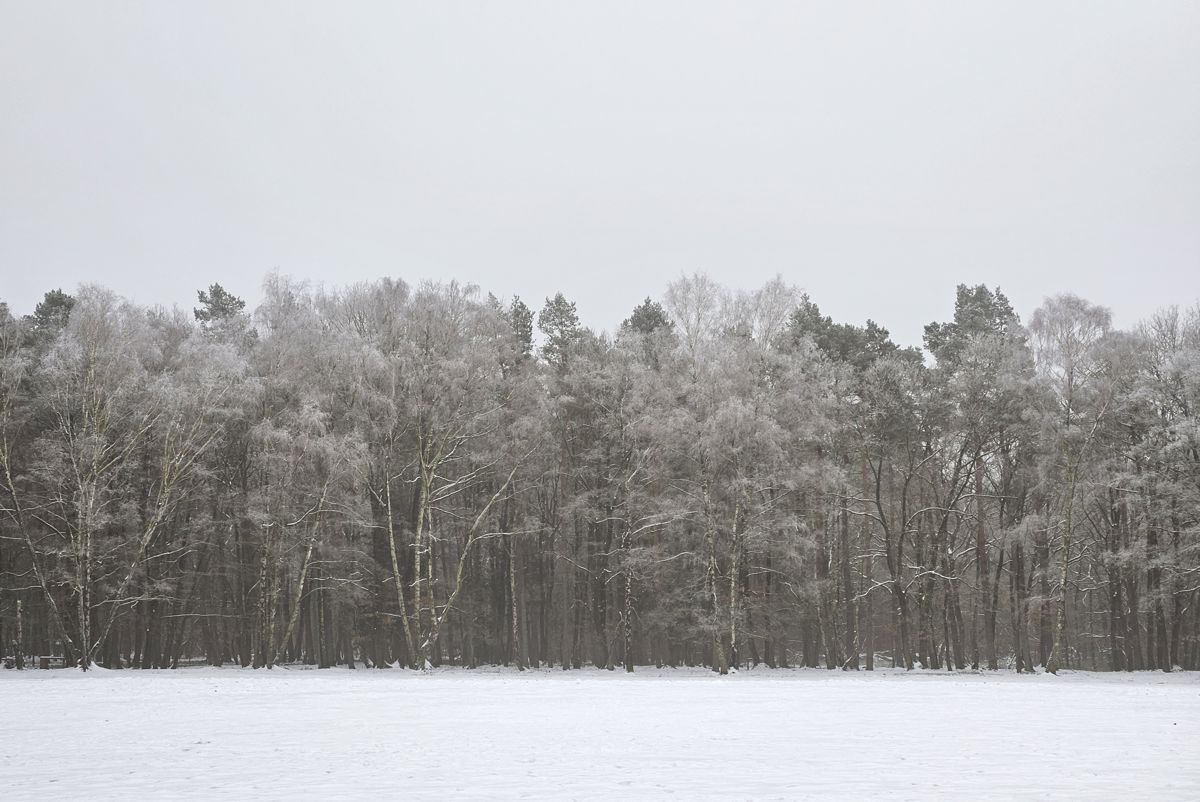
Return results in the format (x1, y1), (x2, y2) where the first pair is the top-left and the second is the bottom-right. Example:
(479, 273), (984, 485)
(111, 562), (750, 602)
(1, 275), (1197, 672)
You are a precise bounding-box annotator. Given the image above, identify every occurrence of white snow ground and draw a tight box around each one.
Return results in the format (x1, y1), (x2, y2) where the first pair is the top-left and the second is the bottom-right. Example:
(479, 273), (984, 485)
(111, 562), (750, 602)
(2, 667), (1198, 800)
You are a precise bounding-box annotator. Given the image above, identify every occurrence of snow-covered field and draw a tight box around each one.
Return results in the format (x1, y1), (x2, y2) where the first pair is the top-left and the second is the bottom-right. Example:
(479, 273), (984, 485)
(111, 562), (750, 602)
(3, 667), (1197, 800)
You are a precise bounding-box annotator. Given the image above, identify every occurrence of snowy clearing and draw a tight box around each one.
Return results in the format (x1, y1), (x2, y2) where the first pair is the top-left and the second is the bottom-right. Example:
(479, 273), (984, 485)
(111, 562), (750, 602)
(3, 667), (1198, 800)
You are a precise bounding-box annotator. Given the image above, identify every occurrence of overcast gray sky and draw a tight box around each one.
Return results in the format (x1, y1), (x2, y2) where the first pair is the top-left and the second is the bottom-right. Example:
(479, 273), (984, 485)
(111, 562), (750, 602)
(2, 1), (1198, 346)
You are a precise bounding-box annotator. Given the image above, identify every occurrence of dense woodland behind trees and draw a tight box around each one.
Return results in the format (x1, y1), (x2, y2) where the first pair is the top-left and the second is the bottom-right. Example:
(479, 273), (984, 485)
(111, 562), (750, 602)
(1, 275), (1198, 673)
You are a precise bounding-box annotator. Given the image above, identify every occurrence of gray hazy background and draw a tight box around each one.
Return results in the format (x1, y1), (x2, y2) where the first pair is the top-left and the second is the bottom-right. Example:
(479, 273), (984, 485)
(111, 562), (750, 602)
(2, 1), (1198, 346)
